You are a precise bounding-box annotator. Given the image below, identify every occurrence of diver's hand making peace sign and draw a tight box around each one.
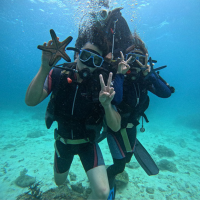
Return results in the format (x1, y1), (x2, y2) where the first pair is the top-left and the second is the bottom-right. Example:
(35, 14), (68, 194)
(99, 72), (115, 107)
(136, 53), (151, 76)
(117, 51), (132, 74)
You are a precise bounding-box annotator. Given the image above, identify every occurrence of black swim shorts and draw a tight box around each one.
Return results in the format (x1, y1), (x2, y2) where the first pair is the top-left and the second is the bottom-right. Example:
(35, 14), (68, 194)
(54, 140), (105, 173)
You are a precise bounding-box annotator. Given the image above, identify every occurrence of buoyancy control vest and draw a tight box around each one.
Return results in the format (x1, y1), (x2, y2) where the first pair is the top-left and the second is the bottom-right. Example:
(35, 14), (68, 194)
(45, 63), (108, 142)
(116, 77), (150, 129)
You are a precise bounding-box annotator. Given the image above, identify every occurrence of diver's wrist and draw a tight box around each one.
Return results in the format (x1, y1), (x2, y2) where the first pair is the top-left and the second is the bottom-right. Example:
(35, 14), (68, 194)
(40, 64), (51, 75)
(102, 102), (112, 110)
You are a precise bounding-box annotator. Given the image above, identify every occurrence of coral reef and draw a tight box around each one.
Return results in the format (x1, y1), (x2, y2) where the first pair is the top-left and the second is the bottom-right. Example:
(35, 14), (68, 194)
(17, 184), (88, 200)
(71, 182), (85, 194)
(15, 168), (36, 188)
(16, 167), (130, 199)
(20, 182), (43, 199)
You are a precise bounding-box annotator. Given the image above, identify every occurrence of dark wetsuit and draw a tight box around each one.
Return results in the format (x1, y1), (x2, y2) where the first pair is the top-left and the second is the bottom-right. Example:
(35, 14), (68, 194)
(44, 67), (123, 173)
(44, 67), (106, 173)
(107, 72), (171, 183)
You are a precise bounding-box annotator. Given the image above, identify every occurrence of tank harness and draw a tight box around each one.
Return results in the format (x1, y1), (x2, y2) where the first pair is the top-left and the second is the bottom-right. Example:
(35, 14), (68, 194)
(116, 78), (150, 152)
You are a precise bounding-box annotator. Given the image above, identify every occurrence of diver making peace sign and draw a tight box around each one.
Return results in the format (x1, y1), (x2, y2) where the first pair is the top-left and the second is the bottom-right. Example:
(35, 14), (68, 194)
(25, 25), (134, 199)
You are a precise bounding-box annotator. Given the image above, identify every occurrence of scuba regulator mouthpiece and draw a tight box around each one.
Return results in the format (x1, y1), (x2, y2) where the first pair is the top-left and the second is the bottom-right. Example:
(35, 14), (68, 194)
(78, 68), (92, 80)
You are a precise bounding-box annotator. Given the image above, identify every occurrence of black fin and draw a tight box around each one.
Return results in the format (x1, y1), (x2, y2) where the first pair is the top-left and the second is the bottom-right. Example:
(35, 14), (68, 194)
(133, 139), (159, 176)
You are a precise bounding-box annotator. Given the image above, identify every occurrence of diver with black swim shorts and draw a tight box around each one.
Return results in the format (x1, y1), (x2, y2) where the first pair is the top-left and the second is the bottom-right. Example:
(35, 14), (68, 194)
(25, 25), (120, 200)
(25, 23), (135, 199)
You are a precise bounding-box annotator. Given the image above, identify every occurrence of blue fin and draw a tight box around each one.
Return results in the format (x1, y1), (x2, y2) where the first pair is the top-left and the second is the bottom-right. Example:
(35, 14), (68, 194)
(107, 185), (116, 200)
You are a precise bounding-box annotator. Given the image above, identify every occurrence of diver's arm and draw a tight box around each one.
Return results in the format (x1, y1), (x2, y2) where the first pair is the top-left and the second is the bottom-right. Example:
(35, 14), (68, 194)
(147, 73), (171, 98)
(25, 67), (49, 106)
(112, 51), (131, 105)
(103, 104), (121, 132)
(99, 73), (121, 132)
(25, 40), (60, 106)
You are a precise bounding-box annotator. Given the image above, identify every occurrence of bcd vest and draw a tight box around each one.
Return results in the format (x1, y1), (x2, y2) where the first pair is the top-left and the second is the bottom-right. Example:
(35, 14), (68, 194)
(117, 78), (150, 129)
(45, 65), (107, 142)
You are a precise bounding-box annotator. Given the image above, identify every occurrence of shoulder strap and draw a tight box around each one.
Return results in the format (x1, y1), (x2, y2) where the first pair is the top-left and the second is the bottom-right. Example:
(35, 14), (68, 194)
(45, 67), (75, 129)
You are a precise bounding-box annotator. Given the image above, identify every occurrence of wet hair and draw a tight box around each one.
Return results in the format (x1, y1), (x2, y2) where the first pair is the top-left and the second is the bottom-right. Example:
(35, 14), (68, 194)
(75, 25), (109, 58)
(126, 32), (148, 55)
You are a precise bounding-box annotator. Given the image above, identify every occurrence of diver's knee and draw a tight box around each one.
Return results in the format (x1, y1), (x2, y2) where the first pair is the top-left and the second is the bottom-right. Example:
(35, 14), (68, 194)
(95, 186), (110, 200)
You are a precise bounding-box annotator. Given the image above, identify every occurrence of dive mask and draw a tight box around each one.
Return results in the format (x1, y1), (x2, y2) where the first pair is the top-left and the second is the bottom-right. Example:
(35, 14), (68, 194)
(126, 52), (146, 64)
(79, 49), (104, 68)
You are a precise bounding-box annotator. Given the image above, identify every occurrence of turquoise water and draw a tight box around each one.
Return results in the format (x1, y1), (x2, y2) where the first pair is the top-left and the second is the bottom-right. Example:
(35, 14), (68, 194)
(0, 0), (200, 199)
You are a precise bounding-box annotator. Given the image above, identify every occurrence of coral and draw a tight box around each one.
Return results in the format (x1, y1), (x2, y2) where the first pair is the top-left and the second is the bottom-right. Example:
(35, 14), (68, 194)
(126, 161), (140, 169)
(71, 182), (85, 194)
(157, 159), (178, 173)
(154, 145), (175, 158)
(115, 170), (129, 189)
(15, 168), (36, 188)
(27, 182), (43, 199)
(17, 185), (88, 200)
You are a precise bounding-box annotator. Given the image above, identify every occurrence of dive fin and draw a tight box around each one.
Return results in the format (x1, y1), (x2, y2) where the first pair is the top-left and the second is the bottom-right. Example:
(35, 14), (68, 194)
(133, 139), (159, 176)
(107, 184), (116, 200)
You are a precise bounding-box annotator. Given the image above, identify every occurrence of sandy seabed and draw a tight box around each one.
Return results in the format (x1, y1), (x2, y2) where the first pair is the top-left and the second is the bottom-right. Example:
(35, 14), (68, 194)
(0, 109), (200, 200)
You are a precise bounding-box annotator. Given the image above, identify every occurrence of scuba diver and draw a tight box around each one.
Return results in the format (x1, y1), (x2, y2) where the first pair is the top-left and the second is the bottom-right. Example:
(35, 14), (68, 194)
(74, 1), (175, 199)
(25, 25), (126, 200)
(106, 32), (174, 199)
